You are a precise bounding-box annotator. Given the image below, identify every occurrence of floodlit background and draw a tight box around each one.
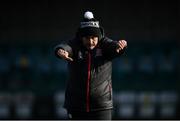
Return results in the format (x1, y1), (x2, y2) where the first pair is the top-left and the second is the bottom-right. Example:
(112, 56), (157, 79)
(0, 0), (179, 119)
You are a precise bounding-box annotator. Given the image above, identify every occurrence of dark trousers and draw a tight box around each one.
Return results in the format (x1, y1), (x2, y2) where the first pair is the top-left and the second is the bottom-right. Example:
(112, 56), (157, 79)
(67, 109), (112, 120)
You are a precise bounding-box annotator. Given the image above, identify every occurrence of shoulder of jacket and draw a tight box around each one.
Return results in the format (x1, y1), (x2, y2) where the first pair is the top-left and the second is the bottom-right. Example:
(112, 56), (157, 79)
(101, 36), (113, 42)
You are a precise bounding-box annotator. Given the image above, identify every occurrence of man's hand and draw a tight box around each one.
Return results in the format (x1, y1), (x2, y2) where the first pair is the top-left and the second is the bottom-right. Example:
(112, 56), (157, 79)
(116, 40), (127, 53)
(57, 49), (73, 61)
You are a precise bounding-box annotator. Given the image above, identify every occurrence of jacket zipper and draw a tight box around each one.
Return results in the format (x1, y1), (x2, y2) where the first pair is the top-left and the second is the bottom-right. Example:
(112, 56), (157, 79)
(86, 52), (91, 112)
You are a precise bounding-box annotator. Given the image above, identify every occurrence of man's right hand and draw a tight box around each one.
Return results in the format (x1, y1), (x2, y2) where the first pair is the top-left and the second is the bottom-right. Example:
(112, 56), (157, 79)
(57, 49), (73, 61)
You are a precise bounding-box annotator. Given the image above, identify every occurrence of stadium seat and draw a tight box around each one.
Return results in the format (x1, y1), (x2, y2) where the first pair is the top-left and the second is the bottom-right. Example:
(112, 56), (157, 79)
(137, 92), (157, 119)
(0, 92), (11, 119)
(53, 91), (67, 119)
(13, 92), (35, 119)
(159, 91), (178, 118)
(116, 91), (136, 119)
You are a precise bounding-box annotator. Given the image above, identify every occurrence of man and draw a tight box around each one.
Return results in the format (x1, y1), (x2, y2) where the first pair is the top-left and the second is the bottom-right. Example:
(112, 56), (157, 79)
(54, 11), (127, 120)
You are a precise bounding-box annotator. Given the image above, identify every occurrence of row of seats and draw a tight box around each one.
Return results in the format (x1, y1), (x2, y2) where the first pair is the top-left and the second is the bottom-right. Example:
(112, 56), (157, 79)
(0, 91), (178, 119)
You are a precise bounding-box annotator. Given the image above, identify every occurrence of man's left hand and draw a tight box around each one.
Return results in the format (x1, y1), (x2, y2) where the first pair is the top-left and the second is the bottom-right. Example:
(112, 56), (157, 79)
(116, 40), (127, 53)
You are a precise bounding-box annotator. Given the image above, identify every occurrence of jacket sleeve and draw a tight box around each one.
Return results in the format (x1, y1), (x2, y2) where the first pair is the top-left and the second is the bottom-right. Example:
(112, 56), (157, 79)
(54, 40), (73, 59)
(100, 37), (126, 60)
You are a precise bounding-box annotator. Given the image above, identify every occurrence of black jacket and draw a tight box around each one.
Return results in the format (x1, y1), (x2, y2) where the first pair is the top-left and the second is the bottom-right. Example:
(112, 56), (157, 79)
(54, 36), (126, 112)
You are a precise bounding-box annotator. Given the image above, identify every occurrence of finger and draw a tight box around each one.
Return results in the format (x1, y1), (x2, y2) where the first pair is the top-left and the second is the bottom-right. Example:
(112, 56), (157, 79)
(58, 49), (69, 56)
(120, 39), (125, 41)
(66, 56), (73, 61)
(122, 40), (127, 46)
(119, 40), (126, 45)
(58, 51), (65, 57)
(58, 49), (64, 53)
(58, 50), (64, 56)
(57, 51), (68, 60)
(57, 51), (63, 56)
(118, 43), (124, 49)
(59, 53), (67, 60)
(119, 41), (127, 48)
(118, 40), (124, 45)
(64, 51), (69, 55)
(120, 41), (126, 47)
(116, 48), (121, 53)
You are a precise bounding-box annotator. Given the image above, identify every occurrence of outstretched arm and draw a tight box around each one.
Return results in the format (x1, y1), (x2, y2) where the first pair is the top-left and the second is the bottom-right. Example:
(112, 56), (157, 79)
(100, 37), (127, 60)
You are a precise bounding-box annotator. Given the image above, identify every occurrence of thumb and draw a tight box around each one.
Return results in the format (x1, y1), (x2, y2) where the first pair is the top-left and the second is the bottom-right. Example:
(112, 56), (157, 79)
(66, 56), (73, 61)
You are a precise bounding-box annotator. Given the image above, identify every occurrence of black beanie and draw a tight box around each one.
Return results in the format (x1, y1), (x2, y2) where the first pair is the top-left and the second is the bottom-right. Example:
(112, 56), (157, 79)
(78, 11), (102, 39)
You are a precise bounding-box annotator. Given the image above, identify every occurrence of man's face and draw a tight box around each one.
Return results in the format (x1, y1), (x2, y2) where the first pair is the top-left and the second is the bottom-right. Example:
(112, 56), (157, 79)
(82, 36), (98, 50)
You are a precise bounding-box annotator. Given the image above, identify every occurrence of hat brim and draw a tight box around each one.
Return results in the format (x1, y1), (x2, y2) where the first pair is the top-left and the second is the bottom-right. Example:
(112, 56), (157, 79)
(79, 27), (101, 37)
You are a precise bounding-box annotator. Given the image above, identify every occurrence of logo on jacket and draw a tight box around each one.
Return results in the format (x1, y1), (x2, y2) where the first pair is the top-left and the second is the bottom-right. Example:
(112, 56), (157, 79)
(78, 51), (83, 59)
(95, 48), (102, 57)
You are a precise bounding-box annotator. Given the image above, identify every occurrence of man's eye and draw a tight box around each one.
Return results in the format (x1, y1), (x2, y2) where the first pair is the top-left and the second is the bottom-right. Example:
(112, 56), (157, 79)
(93, 37), (96, 39)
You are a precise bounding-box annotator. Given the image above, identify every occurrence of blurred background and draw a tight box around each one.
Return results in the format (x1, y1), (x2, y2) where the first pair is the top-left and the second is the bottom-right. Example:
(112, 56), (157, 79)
(0, 0), (179, 119)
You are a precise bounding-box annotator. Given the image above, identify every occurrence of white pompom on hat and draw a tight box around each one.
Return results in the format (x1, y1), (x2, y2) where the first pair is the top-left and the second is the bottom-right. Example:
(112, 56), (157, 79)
(84, 11), (94, 19)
